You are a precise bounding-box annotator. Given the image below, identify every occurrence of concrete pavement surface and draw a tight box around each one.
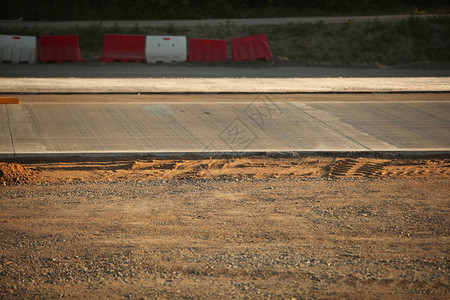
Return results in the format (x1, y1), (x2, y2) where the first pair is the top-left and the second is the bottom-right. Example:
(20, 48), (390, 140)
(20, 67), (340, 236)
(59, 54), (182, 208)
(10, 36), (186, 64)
(1, 77), (449, 93)
(1, 96), (449, 158)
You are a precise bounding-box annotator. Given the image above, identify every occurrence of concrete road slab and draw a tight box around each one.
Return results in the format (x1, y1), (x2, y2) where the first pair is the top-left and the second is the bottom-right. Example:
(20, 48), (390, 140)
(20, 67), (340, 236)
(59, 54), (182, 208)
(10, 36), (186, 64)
(1, 99), (449, 157)
(0, 105), (14, 155)
(1, 77), (449, 93)
(290, 102), (450, 151)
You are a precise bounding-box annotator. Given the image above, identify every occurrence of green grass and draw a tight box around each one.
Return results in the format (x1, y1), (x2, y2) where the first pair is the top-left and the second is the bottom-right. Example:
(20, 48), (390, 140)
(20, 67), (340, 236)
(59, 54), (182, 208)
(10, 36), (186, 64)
(0, 16), (448, 66)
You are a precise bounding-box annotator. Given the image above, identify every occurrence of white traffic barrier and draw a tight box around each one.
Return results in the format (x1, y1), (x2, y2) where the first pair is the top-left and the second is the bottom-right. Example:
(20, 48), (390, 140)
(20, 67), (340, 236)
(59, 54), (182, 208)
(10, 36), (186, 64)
(0, 35), (37, 64)
(145, 35), (187, 63)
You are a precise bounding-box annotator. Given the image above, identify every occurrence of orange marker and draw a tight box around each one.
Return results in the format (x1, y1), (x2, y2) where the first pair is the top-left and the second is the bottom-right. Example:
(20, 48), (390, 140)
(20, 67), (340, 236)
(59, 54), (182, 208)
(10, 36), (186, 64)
(0, 97), (21, 104)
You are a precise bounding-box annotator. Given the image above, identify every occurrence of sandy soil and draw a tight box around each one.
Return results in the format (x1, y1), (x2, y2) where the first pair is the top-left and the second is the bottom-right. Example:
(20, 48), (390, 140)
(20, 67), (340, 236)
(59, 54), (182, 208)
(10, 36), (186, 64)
(0, 156), (449, 298)
(1, 156), (449, 185)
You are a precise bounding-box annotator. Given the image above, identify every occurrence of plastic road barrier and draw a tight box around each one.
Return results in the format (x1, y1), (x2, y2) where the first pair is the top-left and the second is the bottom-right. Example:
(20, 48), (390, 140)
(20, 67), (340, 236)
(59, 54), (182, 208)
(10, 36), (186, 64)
(0, 35), (37, 64)
(231, 34), (272, 61)
(38, 35), (85, 63)
(145, 36), (187, 63)
(99, 34), (146, 63)
(188, 38), (227, 62)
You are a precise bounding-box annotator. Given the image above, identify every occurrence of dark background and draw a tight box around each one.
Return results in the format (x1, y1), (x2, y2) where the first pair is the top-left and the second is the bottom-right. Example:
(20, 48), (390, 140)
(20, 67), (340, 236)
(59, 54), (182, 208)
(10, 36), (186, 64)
(1, 0), (449, 21)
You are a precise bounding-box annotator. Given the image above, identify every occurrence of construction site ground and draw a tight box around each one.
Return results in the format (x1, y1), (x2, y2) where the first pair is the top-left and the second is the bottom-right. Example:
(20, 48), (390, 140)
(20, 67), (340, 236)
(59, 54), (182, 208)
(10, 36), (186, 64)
(1, 59), (449, 298)
(0, 154), (449, 299)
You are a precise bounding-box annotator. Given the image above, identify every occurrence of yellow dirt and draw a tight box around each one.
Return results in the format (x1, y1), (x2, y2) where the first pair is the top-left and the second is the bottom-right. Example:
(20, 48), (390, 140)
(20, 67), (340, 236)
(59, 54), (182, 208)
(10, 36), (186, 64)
(2, 156), (448, 185)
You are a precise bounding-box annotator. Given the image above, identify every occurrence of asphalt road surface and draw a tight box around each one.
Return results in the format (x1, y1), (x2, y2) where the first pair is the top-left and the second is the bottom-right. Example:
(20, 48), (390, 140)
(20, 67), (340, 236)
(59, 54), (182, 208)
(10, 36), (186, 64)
(1, 95), (449, 158)
(2, 64), (450, 79)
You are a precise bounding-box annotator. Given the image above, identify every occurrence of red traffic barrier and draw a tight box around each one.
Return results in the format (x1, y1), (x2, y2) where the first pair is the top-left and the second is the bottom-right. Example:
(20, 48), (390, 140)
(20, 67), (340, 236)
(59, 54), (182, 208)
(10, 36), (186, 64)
(231, 34), (272, 61)
(38, 35), (85, 63)
(99, 34), (145, 63)
(188, 38), (227, 62)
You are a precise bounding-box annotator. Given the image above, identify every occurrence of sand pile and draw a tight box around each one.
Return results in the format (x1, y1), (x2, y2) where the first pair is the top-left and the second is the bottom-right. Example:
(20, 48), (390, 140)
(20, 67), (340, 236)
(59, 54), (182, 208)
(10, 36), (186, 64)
(0, 163), (35, 185)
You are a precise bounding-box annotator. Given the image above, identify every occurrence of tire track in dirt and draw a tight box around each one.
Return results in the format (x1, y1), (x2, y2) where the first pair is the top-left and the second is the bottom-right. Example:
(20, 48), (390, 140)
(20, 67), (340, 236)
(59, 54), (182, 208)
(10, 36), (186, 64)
(328, 159), (392, 178)
(1, 156), (449, 185)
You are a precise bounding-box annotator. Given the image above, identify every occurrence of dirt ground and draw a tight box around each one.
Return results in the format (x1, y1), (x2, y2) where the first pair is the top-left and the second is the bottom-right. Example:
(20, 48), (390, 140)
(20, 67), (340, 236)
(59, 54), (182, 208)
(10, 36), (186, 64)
(0, 155), (449, 299)
(1, 155), (450, 185)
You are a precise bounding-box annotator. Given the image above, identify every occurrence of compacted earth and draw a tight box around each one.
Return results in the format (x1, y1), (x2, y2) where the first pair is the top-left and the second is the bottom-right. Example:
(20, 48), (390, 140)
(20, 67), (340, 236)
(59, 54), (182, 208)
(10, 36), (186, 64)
(0, 155), (449, 299)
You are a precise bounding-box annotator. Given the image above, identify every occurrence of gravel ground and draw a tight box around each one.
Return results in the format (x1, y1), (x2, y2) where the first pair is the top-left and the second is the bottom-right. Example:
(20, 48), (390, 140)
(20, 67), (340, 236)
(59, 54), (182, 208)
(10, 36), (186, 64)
(0, 175), (448, 299)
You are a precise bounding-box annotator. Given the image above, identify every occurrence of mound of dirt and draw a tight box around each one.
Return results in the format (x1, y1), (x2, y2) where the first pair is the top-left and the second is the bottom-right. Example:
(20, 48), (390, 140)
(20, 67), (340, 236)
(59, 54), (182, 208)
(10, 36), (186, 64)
(0, 163), (35, 185)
